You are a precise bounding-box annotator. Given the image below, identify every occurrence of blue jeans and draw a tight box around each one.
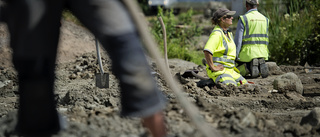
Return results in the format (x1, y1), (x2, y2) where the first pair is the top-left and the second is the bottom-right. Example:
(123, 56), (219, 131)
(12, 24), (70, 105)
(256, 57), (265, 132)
(6, 0), (166, 135)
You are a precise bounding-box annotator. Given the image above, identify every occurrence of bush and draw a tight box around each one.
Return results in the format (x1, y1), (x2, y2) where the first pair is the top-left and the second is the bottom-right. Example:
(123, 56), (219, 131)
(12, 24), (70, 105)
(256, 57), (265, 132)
(260, 0), (320, 66)
(149, 7), (204, 65)
(303, 0), (320, 66)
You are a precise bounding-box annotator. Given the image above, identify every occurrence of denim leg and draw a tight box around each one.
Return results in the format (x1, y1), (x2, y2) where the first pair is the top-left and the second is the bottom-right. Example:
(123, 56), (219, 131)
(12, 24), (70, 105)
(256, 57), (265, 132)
(66, 0), (135, 36)
(106, 32), (166, 117)
(6, 0), (64, 135)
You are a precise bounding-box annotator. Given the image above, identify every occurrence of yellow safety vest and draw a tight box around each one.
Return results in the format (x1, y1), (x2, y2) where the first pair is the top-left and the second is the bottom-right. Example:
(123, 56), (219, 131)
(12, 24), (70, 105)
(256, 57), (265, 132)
(238, 10), (269, 62)
(204, 26), (236, 68)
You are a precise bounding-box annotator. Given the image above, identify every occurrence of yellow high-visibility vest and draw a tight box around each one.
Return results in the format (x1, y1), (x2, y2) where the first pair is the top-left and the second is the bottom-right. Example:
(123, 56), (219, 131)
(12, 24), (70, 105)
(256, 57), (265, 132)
(238, 10), (269, 62)
(204, 26), (236, 68)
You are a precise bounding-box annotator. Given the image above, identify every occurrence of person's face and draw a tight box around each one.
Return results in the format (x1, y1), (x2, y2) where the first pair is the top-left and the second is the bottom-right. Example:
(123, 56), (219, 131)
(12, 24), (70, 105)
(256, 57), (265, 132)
(222, 15), (233, 26)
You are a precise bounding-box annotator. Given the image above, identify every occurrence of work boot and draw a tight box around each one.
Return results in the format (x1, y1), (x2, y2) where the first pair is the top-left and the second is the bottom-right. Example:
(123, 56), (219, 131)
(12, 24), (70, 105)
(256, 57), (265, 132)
(250, 58), (259, 78)
(259, 58), (269, 78)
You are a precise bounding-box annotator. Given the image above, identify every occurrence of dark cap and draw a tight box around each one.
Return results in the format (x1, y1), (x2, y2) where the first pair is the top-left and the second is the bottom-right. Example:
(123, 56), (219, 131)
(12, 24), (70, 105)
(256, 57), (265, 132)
(246, 0), (259, 5)
(212, 8), (236, 21)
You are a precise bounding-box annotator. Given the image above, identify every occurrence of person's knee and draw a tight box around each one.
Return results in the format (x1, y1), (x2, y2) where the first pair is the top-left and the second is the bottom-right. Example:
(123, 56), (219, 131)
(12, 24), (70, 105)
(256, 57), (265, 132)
(218, 79), (237, 86)
(237, 63), (250, 76)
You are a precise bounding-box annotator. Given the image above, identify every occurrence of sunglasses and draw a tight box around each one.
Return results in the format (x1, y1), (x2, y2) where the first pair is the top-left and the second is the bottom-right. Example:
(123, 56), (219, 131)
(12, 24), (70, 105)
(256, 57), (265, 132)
(224, 15), (232, 19)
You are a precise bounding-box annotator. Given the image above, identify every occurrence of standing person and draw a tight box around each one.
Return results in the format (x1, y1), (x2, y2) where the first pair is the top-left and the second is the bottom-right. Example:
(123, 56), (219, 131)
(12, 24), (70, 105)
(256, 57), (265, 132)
(204, 8), (248, 86)
(234, 0), (270, 78)
(5, 0), (167, 137)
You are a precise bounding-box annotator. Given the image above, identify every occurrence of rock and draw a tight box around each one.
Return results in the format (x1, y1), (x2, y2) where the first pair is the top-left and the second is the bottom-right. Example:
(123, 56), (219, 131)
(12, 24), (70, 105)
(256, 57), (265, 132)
(204, 86), (210, 91)
(273, 72), (303, 94)
(69, 73), (77, 79)
(296, 124), (313, 136)
(241, 128), (261, 137)
(300, 107), (320, 127)
(284, 122), (312, 137)
(265, 119), (277, 127)
(285, 92), (306, 101)
(267, 62), (284, 75)
(75, 65), (83, 72)
(239, 111), (256, 128)
(71, 106), (87, 117)
(0, 80), (11, 89)
(0, 81), (5, 88)
(81, 72), (92, 79)
(104, 97), (118, 107)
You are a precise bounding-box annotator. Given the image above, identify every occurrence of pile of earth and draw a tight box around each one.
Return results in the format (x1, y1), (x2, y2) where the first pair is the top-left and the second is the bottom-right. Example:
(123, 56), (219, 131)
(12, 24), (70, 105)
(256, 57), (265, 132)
(0, 20), (320, 137)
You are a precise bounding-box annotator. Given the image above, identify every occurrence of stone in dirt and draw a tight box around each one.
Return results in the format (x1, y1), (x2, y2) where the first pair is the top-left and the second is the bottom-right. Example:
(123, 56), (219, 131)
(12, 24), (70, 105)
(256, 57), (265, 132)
(273, 72), (303, 94)
(300, 107), (320, 127)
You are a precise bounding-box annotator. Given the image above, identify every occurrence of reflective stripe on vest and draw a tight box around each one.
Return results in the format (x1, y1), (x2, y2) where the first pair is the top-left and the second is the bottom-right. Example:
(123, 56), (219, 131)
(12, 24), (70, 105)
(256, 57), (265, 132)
(212, 57), (235, 64)
(242, 41), (269, 45)
(211, 30), (235, 66)
(221, 80), (237, 85)
(215, 74), (233, 83)
(213, 62), (234, 69)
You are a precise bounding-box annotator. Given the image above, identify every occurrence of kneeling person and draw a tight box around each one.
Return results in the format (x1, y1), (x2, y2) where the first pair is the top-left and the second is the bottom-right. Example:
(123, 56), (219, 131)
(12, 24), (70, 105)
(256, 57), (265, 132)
(235, 0), (270, 78)
(204, 8), (248, 86)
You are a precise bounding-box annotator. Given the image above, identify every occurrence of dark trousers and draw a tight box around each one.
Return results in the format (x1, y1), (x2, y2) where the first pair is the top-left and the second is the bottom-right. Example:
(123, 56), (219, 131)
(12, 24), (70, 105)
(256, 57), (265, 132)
(6, 0), (165, 135)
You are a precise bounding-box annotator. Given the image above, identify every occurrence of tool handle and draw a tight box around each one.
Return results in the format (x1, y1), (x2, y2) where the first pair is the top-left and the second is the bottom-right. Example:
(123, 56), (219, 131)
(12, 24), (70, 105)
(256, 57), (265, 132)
(95, 38), (104, 74)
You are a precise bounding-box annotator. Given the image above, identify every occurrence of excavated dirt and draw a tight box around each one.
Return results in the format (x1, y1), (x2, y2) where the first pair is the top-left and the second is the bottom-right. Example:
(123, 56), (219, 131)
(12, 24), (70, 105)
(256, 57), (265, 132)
(0, 20), (320, 137)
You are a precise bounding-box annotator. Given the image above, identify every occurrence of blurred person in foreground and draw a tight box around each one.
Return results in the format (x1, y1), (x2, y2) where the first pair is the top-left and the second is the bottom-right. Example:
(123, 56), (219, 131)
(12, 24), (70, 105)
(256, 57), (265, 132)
(4, 0), (167, 137)
(203, 8), (248, 86)
(235, 0), (270, 78)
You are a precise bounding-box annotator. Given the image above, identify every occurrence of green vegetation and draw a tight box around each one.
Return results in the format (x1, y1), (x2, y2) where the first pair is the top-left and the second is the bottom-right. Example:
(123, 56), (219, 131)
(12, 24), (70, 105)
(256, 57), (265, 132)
(146, 0), (320, 66)
(260, 0), (320, 65)
(149, 7), (204, 65)
(62, 0), (320, 66)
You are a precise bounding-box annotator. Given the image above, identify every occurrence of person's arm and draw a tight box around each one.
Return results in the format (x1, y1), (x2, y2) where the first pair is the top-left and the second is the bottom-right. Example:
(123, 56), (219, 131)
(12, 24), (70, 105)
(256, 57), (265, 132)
(204, 50), (224, 72)
(234, 20), (244, 59)
(203, 30), (224, 71)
